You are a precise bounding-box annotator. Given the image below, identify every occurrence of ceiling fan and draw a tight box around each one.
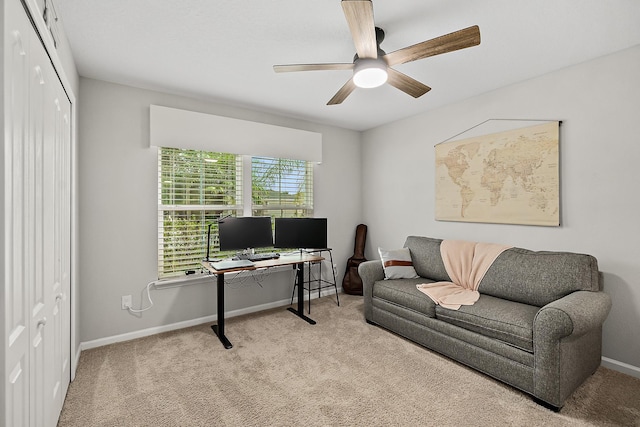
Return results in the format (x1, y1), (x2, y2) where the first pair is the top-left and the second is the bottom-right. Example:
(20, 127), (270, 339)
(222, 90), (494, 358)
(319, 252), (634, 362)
(273, 0), (480, 105)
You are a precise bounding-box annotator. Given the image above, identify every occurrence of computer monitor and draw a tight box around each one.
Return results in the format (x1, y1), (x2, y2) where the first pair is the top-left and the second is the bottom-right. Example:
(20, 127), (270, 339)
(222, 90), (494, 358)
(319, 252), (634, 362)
(274, 218), (327, 249)
(218, 216), (273, 251)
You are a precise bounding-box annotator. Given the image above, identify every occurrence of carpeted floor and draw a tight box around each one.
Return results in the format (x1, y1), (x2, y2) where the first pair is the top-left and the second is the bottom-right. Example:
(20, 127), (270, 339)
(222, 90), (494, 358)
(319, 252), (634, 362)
(58, 294), (640, 426)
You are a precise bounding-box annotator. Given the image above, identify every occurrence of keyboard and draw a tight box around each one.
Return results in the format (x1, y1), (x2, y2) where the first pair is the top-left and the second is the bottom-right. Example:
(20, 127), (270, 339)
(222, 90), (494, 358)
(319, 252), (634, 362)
(235, 252), (280, 262)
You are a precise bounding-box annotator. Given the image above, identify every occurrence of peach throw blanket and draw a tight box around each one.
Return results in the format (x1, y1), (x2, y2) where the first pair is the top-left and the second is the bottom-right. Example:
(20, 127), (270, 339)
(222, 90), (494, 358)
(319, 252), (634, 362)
(416, 240), (511, 310)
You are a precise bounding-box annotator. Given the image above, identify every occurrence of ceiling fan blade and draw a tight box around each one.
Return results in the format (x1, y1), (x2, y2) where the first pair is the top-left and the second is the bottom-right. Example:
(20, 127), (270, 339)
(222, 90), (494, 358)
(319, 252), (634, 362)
(386, 68), (431, 98)
(384, 25), (480, 67)
(327, 79), (357, 105)
(274, 63), (354, 73)
(341, 0), (377, 59)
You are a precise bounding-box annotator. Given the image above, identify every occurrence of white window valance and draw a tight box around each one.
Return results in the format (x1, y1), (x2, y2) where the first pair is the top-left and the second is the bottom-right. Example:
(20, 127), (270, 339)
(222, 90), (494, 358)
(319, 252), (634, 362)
(149, 105), (322, 163)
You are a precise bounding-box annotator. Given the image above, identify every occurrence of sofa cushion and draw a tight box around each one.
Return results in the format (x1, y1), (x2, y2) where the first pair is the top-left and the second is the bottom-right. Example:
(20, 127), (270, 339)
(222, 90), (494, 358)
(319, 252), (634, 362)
(404, 236), (451, 282)
(435, 295), (539, 352)
(378, 247), (419, 279)
(479, 248), (601, 306)
(373, 277), (437, 318)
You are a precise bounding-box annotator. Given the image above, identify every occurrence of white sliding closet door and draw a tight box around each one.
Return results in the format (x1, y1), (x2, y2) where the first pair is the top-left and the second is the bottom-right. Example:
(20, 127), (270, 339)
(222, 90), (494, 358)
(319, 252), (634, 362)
(3, 0), (72, 425)
(50, 53), (72, 420)
(4, 0), (32, 423)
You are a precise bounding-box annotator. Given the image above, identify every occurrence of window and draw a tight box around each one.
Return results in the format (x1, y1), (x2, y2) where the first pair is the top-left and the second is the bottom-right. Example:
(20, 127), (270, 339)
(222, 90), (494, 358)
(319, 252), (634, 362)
(158, 149), (314, 278)
(251, 157), (313, 218)
(158, 148), (242, 278)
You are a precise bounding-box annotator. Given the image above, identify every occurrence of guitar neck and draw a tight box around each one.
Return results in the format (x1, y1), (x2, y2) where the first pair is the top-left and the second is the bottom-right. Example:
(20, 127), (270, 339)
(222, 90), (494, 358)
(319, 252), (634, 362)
(353, 224), (367, 258)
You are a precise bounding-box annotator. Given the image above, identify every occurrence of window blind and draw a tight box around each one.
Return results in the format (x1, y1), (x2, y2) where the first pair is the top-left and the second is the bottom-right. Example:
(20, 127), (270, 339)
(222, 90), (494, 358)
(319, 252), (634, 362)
(251, 157), (313, 218)
(158, 148), (242, 277)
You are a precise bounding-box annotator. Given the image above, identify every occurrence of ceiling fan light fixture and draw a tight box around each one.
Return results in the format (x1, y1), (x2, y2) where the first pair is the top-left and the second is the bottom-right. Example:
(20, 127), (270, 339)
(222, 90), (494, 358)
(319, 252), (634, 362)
(353, 58), (388, 88)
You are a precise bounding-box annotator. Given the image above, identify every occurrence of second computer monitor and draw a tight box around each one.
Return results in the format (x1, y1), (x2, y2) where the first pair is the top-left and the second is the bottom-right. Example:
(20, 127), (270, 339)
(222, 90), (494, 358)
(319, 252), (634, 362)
(274, 218), (327, 249)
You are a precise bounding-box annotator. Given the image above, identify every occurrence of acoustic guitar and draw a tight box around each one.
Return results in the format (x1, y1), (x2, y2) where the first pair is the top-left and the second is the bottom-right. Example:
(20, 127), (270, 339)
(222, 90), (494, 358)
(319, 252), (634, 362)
(342, 224), (367, 295)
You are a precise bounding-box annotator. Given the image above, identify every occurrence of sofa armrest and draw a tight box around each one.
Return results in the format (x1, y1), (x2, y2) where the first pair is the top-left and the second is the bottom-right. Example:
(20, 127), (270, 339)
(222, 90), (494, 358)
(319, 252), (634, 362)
(534, 290), (611, 340)
(358, 260), (384, 299)
(358, 260), (384, 320)
(533, 290), (611, 407)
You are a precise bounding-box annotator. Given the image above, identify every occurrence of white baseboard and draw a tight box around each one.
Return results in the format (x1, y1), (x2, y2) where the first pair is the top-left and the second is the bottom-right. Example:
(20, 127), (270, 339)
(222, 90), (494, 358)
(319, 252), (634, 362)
(80, 287), (341, 351)
(601, 357), (640, 379)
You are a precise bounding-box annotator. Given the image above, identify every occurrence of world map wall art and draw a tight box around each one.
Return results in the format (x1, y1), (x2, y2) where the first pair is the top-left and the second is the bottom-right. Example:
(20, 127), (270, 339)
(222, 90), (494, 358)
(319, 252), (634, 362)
(435, 121), (560, 226)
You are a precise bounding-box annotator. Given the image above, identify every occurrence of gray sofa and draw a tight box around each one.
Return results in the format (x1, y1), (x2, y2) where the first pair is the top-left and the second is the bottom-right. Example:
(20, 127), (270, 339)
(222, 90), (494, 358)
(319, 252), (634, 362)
(358, 236), (611, 409)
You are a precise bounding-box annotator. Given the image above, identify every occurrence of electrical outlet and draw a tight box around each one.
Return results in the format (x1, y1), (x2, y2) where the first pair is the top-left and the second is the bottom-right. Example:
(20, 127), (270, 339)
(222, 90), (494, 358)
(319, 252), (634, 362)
(121, 295), (132, 310)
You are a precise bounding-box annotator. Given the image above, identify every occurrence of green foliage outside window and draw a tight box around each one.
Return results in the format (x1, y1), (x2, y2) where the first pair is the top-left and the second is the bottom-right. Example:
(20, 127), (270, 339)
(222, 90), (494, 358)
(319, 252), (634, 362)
(251, 157), (313, 219)
(158, 148), (242, 277)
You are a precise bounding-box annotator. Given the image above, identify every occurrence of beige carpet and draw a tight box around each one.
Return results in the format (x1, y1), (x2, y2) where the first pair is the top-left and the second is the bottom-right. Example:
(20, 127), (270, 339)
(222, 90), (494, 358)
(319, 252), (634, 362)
(59, 294), (640, 426)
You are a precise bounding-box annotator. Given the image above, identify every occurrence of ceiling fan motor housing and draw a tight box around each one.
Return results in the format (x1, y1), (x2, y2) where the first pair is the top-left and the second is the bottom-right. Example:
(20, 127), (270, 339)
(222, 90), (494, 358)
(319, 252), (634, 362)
(352, 27), (387, 62)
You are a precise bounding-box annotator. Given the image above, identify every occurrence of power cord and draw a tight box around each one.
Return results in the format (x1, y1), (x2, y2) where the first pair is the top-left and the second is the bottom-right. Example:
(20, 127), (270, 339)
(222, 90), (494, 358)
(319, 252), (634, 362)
(126, 281), (155, 313)
(126, 268), (275, 313)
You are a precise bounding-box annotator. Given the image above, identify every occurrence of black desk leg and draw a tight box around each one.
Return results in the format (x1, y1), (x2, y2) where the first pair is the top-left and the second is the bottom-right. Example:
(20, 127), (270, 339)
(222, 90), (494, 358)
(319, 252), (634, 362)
(211, 273), (233, 349)
(287, 262), (316, 325)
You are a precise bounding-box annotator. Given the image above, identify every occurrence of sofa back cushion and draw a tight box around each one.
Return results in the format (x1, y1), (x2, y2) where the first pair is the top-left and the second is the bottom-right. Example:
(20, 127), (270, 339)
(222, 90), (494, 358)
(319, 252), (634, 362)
(404, 236), (600, 307)
(404, 236), (451, 282)
(479, 248), (600, 306)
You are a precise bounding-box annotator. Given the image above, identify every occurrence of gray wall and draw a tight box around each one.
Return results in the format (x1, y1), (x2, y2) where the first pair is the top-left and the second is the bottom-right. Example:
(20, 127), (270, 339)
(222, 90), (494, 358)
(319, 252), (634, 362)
(78, 78), (362, 343)
(361, 45), (640, 374)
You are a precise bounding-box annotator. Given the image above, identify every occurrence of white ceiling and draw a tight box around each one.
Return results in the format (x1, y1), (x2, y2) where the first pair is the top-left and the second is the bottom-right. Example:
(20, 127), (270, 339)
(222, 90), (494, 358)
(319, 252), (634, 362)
(54, 0), (640, 131)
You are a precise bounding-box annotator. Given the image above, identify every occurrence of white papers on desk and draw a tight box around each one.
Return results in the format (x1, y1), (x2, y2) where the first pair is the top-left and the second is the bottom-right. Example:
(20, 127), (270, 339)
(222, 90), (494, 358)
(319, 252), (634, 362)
(210, 259), (255, 271)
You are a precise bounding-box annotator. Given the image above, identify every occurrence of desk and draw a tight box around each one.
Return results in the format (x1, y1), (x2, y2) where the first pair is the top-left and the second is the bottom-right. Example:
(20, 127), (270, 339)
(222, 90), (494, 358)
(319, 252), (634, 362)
(202, 253), (324, 349)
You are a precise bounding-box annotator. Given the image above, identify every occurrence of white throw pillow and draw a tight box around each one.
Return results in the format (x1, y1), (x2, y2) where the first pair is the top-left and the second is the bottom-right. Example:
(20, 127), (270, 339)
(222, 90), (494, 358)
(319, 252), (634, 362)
(378, 247), (419, 279)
